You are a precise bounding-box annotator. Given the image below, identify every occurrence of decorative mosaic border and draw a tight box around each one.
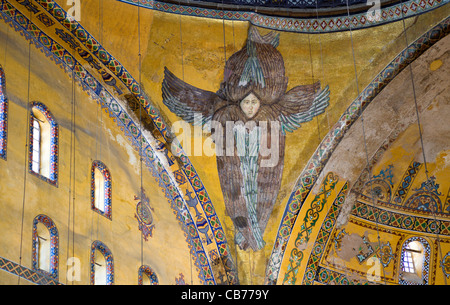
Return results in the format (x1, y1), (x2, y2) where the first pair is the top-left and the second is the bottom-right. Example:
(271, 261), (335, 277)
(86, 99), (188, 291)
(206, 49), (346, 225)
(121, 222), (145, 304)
(0, 0), (230, 285)
(0, 255), (61, 284)
(138, 265), (159, 284)
(265, 16), (450, 284)
(91, 160), (112, 220)
(90, 240), (114, 285)
(0, 65), (7, 160)
(117, 0), (448, 33)
(28, 101), (59, 186)
(301, 181), (350, 285)
(31, 214), (59, 280)
(352, 200), (450, 236)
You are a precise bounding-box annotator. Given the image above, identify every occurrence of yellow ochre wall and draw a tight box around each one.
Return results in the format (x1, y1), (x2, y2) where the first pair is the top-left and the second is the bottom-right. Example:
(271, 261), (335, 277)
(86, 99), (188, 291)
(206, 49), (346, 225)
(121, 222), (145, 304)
(0, 0), (448, 285)
(0, 17), (198, 284)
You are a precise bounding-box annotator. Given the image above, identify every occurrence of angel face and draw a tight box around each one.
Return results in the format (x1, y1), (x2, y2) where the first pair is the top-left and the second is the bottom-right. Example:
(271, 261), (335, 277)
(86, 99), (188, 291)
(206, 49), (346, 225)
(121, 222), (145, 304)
(240, 93), (260, 119)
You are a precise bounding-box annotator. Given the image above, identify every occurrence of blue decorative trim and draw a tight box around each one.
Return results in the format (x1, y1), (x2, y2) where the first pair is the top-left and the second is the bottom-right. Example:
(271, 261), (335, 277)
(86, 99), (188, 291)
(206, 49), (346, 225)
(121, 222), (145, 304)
(91, 160), (112, 220)
(90, 240), (114, 285)
(0, 65), (7, 160)
(28, 101), (59, 186)
(116, 0), (449, 33)
(32, 214), (59, 280)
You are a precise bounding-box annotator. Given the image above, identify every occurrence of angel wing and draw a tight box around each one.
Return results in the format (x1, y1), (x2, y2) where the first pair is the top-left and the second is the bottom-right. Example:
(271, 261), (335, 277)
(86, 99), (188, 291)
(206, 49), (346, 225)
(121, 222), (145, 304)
(161, 67), (222, 127)
(275, 82), (331, 134)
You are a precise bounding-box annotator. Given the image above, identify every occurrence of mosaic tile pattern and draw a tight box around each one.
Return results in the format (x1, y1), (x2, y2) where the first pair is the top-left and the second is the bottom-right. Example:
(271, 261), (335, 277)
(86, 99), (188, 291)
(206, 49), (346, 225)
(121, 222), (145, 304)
(265, 17), (450, 284)
(118, 0), (448, 33)
(301, 181), (349, 285)
(28, 101), (59, 186)
(31, 214), (59, 280)
(90, 240), (114, 285)
(0, 256), (61, 284)
(138, 265), (159, 284)
(0, 65), (7, 160)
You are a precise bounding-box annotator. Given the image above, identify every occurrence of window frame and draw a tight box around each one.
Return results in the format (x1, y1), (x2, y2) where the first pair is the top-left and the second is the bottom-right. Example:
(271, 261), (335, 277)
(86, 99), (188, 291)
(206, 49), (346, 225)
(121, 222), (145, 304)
(31, 215), (59, 280)
(28, 102), (59, 186)
(399, 236), (430, 285)
(90, 240), (114, 285)
(138, 265), (159, 285)
(91, 160), (112, 219)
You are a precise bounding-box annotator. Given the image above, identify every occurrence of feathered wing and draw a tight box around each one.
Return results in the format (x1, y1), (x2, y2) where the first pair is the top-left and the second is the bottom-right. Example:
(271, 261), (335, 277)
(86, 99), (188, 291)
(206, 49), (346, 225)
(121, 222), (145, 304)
(274, 81), (331, 134)
(161, 67), (221, 127)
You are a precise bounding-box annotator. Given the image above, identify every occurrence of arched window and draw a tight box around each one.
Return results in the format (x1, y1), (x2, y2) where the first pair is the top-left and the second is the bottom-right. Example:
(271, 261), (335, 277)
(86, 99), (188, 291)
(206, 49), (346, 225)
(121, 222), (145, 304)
(138, 265), (159, 285)
(32, 215), (59, 280)
(29, 102), (58, 186)
(400, 237), (430, 285)
(90, 240), (114, 285)
(0, 65), (7, 160)
(91, 161), (112, 219)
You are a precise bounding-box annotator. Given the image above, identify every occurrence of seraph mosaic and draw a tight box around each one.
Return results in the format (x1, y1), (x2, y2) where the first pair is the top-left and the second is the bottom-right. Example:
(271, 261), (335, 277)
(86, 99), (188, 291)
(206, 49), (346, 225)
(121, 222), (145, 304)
(162, 26), (330, 251)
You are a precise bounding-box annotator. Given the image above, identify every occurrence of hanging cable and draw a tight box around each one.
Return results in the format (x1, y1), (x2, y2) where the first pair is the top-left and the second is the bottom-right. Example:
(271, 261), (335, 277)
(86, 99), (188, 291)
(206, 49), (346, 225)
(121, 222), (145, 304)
(66, 68), (75, 285)
(18, 10), (33, 285)
(137, 0), (145, 270)
(397, 0), (446, 285)
(307, 34), (321, 144)
(344, 0), (387, 285)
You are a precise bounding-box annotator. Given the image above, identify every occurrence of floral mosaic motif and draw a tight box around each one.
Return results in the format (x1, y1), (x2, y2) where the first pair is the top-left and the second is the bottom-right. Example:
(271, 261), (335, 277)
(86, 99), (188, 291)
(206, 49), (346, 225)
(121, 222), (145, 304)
(440, 252), (450, 279)
(0, 65), (7, 160)
(134, 187), (155, 241)
(404, 176), (444, 213)
(377, 242), (394, 268)
(175, 272), (188, 285)
(31, 214), (59, 280)
(282, 172), (339, 284)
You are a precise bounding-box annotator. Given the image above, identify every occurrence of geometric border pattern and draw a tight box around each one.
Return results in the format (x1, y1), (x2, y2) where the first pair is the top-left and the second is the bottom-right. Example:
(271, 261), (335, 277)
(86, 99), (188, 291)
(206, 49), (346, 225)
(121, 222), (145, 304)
(265, 15), (450, 284)
(0, 255), (61, 285)
(301, 181), (350, 285)
(0, 64), (7, 160)
(117, 0), (448, 33)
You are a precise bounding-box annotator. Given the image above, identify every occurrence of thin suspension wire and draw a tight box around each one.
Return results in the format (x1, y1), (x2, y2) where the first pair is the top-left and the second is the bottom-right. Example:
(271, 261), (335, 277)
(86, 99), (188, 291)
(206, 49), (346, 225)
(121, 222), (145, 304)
(66, 68), (75, 285)
(307, 34), (322, 144)
(313, 0), (331, 132)
(397, 0), (446, 285)
(177, 0), (192, 284)
(18, 11), (33, 285)
(71, 69), (77, 283)
(344, 0), (387, 284)
(137, 0), (144, 269)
